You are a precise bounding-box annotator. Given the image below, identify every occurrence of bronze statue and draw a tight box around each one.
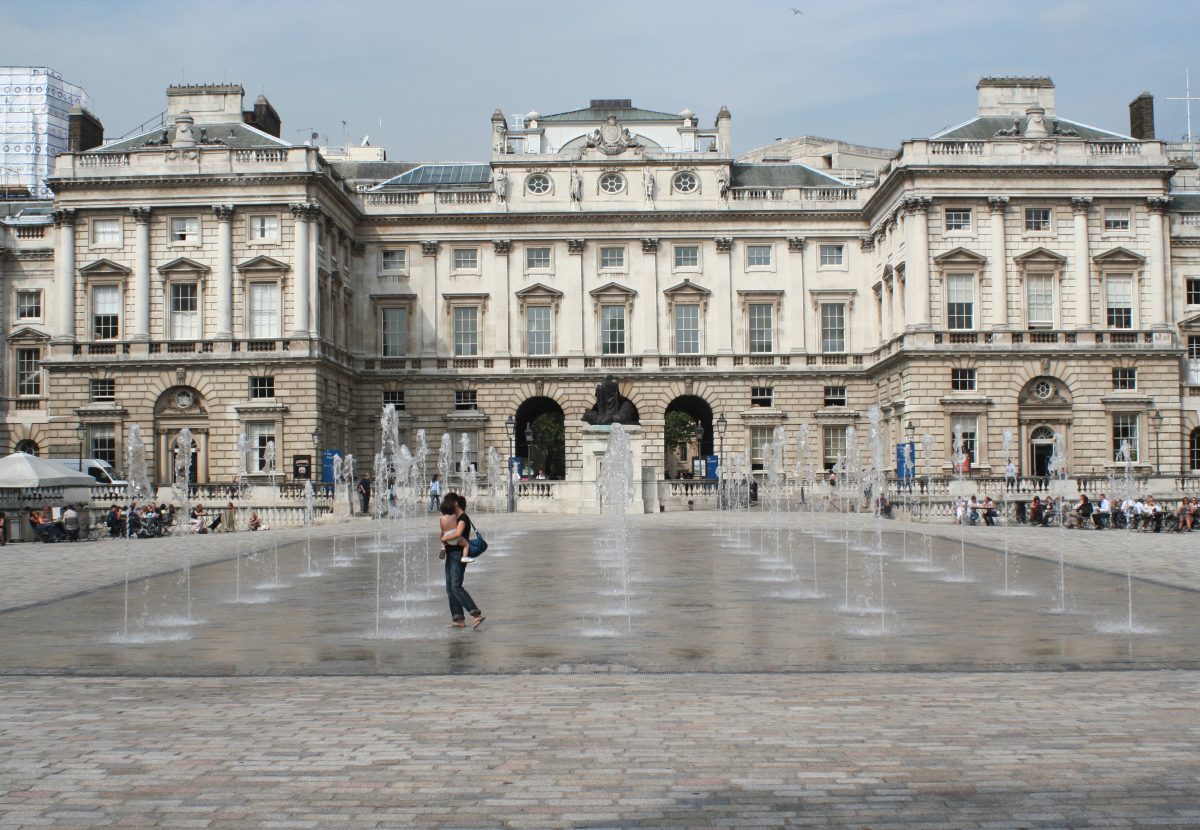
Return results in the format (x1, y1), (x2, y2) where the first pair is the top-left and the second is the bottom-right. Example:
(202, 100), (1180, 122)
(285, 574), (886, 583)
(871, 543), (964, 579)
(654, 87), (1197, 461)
(582, 374), (639, 425)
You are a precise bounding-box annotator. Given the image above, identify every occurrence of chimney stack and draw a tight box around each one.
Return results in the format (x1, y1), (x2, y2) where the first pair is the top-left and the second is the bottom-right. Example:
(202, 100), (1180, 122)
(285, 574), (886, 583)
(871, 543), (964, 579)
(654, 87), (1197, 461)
(68, 105), (104, 152)
(1129, 92), (1155, 140)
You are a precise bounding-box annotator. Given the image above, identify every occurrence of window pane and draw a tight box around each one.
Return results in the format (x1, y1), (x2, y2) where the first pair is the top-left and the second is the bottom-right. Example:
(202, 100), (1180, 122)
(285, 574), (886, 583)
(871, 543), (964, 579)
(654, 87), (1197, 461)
(600, 247), (625, 269)
(750, 426), (772, 470)
(601, 305), (625, 354)
(16, 348), (40, 396)
(1187, 278), (1200, 306)
(170, 216), (198, 242)
(250, 215), (278, 241)
(381, 249), (406, 271)
(821, 303), (845, 352)
(674, 304), (699, 354)
(170, 283), (199, 340)
(747, 245), (772, 267)
(819, 245), (844, 266)
(526, 247), (551, 270)
(1112, 414), (1138, 462)
(748, 303), (773, 352)
(1106, 275), (1133, 328)
(526, 306), (551, 355)
(248, 282), (280, 338)
(952, 415), (978, 464)
(1025, 208), (1051, 231)
(945, 208), (972, 231)
(92, 285), (120, 340)
(453, 307), (478, 356)
(453, 249), (478, 270)
(89, 424), (117, 466)
(946, 274), (974, 329)
(823, 426), (847, 470)
(1105, 208), (1130, 231)
(1027, 274), (1054, 325)
(247, 421), (275, 472)
(16, 290), (41, 319)
(674, 245), (698, 268)
(381, 307), (408, 356)
(93, 218), (120, 245)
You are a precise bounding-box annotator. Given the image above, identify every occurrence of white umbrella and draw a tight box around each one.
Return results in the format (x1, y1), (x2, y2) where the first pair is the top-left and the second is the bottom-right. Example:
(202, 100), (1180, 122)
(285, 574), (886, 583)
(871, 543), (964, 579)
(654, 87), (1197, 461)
(0, 453), (97, 488)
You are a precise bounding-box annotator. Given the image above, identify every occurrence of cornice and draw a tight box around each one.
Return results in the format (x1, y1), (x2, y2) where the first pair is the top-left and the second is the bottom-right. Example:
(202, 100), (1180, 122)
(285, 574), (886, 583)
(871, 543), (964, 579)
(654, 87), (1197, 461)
(361, 209), (864, 227)
(3, 248), (54, 261)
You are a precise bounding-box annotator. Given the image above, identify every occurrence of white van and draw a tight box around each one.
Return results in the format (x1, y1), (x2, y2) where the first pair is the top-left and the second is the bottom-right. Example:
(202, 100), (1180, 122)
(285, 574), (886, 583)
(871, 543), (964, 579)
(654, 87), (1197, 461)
(50, 458), (128, 486)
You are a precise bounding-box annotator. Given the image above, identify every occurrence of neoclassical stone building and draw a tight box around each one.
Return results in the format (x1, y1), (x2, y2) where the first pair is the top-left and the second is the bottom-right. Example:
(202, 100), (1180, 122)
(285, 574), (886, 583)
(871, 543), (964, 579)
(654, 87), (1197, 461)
(4, 77), (1200, 494)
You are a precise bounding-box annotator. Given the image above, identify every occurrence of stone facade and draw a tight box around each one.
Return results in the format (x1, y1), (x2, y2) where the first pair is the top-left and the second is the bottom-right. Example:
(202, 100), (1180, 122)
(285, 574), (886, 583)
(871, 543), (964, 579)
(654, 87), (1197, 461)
(3, 78), (1200, 491)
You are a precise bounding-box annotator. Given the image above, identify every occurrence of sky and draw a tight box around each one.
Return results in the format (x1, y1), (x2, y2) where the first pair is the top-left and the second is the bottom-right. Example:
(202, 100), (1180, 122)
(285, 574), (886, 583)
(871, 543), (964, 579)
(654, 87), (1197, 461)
(5, 0), (1200, 160)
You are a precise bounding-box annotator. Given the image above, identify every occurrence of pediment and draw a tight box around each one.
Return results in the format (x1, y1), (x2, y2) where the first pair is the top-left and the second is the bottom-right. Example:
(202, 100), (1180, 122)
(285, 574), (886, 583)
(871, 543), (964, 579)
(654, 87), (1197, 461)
(933, 246), (987, 265)
(78, 257), (131, 276)
(515, 282), (564, 299)
(1093, 246), (1146, 265)
(237, 254), (290, 272)
(663, 279), (712, 298)
(1179, 313), (1200, 330)
(7, 326), (51, 343)
(157, 256), (210, 275)
(1013, 247), (1067, 266)
(589, 281), (637, 298)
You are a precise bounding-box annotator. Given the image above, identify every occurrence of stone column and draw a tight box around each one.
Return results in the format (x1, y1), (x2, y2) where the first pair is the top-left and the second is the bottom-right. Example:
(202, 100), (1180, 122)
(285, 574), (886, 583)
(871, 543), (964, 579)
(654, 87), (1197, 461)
(289, 204), (310, 336)
(987, 197), (1009, 328)
(421, 241), (438, 356)
(130, 207), (151, 340)
(493, 240), (511, 356)
(1070, 197), (1092, 328)
(1147, 196), (1171, 328)
(880, 275), (892, 340)
(788, 236), (807, 352)
(640, 238), (661, 354)
(52, 209), (77, 341)
(715, 237), (734, 353)
(903, 197), (931, 329)
(567, 239), (585, 354)
(213, 205), (234, 339)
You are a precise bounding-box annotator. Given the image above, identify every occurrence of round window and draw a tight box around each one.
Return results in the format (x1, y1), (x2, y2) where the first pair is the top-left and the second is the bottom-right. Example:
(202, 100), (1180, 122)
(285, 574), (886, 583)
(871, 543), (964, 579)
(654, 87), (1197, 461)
(1034, 380), (1053, 400)
(526, 174), (551, 195)
(598, 173), (625, 194)
(673, 171), (699, 193)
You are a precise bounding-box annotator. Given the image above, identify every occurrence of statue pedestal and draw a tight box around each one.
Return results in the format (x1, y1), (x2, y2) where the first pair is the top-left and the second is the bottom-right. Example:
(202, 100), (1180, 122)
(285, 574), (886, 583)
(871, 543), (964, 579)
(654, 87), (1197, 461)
(573, 425), (647, 515)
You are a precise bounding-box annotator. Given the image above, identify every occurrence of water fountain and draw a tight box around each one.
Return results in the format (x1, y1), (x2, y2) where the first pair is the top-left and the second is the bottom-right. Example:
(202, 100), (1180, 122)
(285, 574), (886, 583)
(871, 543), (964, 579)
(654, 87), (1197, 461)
(1099, 439), (1154, 634)
(944, 424), (971, 583)
(119, 424), (153, 640)
(908, 433), (941, 574)
(866, 405), (888, 633)
(170, 428), (195, 619)
(595, 424), (636, 635)
(1048, 430), (1071, 613)
(995, 429), (1028, 597)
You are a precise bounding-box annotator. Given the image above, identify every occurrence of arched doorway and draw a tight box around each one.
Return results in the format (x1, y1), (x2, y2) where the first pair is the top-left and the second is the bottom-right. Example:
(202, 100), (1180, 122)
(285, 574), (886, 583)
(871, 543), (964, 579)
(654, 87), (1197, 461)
(664, 395), (713, 478)
(1019, 376), (1071, 479)
(154, 386), (209, 486)
(1029, 425), (1056, 478)
(14, 439), (39, 456)
(515, 396), (565, 479)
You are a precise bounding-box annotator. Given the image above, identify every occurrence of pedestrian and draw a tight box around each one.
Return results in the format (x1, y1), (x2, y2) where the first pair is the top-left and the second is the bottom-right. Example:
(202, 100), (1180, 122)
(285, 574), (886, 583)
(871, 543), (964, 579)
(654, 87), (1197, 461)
(0, 511), (7, 545)
(428, 473), (442, 513)
(61, 504), (80, 542)
(438, 492), (484, 629)
(1004, 459), (1017, 492)
(357, 472), (372, 516)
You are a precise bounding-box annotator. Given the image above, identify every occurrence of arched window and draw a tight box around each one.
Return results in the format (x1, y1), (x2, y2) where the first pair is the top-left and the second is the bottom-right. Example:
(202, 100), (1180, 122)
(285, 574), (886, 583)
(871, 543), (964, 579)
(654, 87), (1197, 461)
(1190, 428), (1200, 471)
(14, 439), (39, 456)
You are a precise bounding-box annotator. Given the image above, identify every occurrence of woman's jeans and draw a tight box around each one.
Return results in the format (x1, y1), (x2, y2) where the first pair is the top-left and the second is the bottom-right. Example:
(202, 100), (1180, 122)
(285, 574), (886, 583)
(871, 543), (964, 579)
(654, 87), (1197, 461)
(444, 555), (479, 620)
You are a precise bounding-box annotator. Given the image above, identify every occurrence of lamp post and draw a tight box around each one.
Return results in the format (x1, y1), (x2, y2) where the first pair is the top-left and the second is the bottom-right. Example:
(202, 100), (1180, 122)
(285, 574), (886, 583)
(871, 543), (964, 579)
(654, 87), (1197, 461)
(716, 413), (727, 508)
(505, 415), (516, 513)
(1151, 410), (1164, 476)
(75, 424), (86, 469)
(524, 423), (535, 473)
(311, 427), (321, 484)
(905, 420), (915, 484)
(692, 423), (705, 477)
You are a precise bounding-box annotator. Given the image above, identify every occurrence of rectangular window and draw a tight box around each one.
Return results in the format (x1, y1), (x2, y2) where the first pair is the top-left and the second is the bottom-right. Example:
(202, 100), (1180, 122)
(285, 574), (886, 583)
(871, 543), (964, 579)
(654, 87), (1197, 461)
(750, 426), (773, 471)
(674, 304), (700, 354)
(823, 385), (846, 407)
(16, 290), (41, 320)
(248, 282), (280, 339)
(944, 208), (972, 231)
(1104, 208), (1131, 232)
(89, 378), (115, 402)
(1112, 413), (1139, 462)
(453, 307), (478, 356)
(92, 285), (120, 340)
(382, 390), (405, 410)
(525, 247), (551, 270)
(452, 248), (478, 271)
(248, 214), (278, 242)
(821, 303), (846, 353)
(952, 415), (978, 465)
(1112, 368), (1137, 390)
(1190, 335), (1200, 360)
(823, 426), (847, 471)
(169, 283), (200, 340)
(946, 274), (975, 329)
(249, 376), (275, 399)
(15, 348), (40, 396)
(381, 307), (408, 356)
(92, 218), (121, 246)
(951, 368), (977, 391)
(1026, 274), (1054, 327)
(454, 390), (477, 411)
(526, 306), (551, 355)
(601, 305), (626, 354)
(1187, 278), (1200, 306)
(746, 244), (773, 267)
(747, 303), (773, 353)
(89, 424), (117, 466)
(247, 421), (275, 473)
(600, 246), (625, 269)
(1024, 207), (1051, 232)
(1106, 275), (1133, 329)
(674, 245), (699, 268)
(169, 216), (200, 243)
(381, 249), (407, 272)
(451, 429), (476, 471)
(751, 386), (774, 407)
(819, 244), (844, 266)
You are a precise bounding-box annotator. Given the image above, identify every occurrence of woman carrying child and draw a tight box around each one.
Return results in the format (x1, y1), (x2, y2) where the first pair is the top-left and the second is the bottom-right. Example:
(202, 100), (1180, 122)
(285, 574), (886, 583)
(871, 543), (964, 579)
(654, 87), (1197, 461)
(437, 493), (484, 629)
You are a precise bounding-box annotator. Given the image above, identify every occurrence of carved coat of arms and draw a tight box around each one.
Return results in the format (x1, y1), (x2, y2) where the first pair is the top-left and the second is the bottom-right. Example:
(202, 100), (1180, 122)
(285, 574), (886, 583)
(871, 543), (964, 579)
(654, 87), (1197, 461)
(586, 115), (642, 155)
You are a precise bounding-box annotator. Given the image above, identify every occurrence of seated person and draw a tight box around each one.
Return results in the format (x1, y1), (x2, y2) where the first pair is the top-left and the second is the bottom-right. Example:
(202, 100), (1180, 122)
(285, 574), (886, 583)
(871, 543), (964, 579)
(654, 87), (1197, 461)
(248, 512), (263, 531)
(980, 496), (997, 526)
(1177, 497), (1194, 532)
(105, 504), (123, 537)
(1145, 496), (1163, 533)
(1067, 494), (1093, 529)
(966, 496), (981, 525)
(1015, 499), (1028, 524)
(30, 509), (65, 543)
(1093, 494), (1112, 529)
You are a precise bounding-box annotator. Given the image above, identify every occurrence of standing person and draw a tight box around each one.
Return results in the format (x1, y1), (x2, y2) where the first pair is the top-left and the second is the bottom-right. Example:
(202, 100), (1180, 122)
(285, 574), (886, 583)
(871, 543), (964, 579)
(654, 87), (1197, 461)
(61, 504), (80, 542)
(428, 474), (442, 513)
(437, 493), (484, 629)
(357, 472), (372, 516)
(1004, 459), (1017, 492)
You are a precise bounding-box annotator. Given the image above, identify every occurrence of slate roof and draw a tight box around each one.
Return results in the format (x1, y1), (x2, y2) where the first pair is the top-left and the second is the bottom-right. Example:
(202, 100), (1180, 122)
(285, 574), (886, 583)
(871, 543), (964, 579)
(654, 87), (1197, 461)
(730, 163), (851, 188)
(92, 122), (292, 153)
(932, 116), (1133, 142)
(540, 105), (680, 123)
(370, 163), (491, 189)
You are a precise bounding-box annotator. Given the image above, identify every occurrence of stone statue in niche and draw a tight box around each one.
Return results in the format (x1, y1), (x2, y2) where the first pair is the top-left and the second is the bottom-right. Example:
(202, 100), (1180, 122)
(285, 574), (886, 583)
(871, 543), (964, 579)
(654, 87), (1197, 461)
(569, 169), (583, 203)
(582, 374), (640, 425)
(642, 168), (655, 201)
(493, 169), (509, 201)
(717, 167), (730, 198)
